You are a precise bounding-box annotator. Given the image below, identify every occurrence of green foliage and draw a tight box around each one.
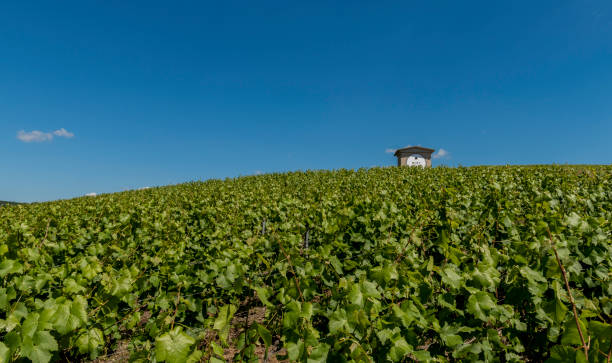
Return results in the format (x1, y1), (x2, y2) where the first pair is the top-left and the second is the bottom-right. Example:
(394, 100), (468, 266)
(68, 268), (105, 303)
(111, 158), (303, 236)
(75, 328), (104, 359)
(213, 304), (237, 345)
(0, 165), (611, 362)
(155, 327), (196, 363)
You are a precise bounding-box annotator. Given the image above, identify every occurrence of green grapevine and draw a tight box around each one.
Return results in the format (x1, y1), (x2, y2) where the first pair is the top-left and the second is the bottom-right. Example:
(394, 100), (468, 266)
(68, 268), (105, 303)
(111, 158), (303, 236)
(0, 166), (610, 362)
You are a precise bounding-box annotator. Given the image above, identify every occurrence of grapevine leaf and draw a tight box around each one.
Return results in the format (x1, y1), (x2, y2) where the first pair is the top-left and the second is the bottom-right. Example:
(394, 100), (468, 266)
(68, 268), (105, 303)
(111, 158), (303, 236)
(588, 320), (612, 348)
(155, 327), (195, 363)
(286, 340), (304, 361)
(388, 337), (412, 362)
(307, 343), (330, 363)
(21, 331), (58, 363)
(439, 323), (463, 347)
(185, 349), (203, 363)
(52, 297), (88, 334)
(253, 286), (274, 307)
(328, 309), (348, 334)
(542, 298), (567, 324)
(213, 304), (237, 344)
(348, 284), (364, 307)
(467, 291), (496, 321)
(0, 260), (23, 277)
(256, 323), (272, 347)
(0, 342), (9, 363)
(560, 319), (588, 346)
(76, 328), (104, 358)
(0, 288), (8, 311)
(441, 265), (463, 289)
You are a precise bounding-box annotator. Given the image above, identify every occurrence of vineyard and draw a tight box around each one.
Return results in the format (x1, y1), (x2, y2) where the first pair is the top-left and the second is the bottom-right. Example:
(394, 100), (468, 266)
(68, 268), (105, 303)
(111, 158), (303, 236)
(0, 166), (610, 362)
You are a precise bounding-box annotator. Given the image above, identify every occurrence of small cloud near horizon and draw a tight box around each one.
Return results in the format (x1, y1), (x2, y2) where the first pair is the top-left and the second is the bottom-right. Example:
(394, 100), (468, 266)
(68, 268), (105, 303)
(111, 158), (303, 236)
(17, 128), (75, 143)
(53, 128), (74, 138)
(432, 148), (450, 159)
(385, 145), (412, 154)
(85, 192), (97, 197)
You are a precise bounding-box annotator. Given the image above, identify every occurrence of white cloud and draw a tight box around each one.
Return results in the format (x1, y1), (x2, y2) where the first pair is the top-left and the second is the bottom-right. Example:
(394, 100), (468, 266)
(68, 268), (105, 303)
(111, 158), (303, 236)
(17, 130), (54, 142)
(85, 192), (97, 197)
(53, 128), (74, 138)
(17, 128), (75, 142)
(254, 170), (263, 175)
(385, 145), (412, 154)
(432, 148), (450, 159)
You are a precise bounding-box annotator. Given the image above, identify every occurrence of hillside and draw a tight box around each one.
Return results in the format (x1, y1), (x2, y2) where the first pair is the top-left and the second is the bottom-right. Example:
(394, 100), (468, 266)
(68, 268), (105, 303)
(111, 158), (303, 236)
(0, 166), (610, 362)
(0, 201), (19, 207)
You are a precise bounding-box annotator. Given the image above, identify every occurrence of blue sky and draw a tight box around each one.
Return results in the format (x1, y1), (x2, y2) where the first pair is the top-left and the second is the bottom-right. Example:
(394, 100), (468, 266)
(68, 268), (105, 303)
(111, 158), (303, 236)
(2, 1), (611, 202)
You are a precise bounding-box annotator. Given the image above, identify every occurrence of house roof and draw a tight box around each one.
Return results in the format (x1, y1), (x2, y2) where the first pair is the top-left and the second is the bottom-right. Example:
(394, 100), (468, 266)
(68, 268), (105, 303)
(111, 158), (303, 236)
(393, 146), (435, 156)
